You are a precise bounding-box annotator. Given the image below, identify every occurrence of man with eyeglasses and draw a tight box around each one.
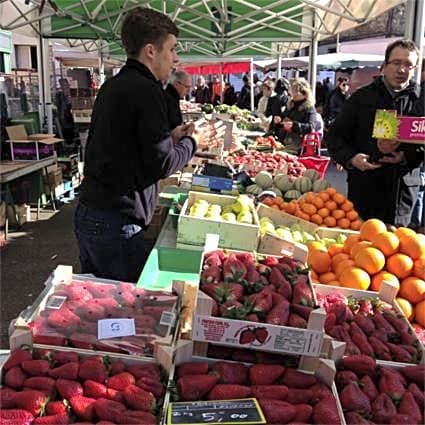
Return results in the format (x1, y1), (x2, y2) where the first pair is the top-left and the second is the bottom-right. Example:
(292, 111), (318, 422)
(327, 39), (424, 226)
(165, 70), (192, 130)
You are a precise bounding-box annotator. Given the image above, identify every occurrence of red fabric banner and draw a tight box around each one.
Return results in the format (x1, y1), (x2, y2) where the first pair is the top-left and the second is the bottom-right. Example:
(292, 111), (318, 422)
(180, 61), (251, 75)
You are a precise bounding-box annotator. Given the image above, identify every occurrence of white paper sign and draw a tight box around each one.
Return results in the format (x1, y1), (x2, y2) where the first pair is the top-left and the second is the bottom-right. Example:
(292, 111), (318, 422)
(98, 318), (135, 340)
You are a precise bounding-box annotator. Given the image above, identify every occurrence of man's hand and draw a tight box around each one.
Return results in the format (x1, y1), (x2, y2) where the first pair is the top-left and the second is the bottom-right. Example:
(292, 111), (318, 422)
(350, 153), (382, 171)
(171, 123), (195, 143)
(379, 151), (405, 164)
(377, 139), (401, 154)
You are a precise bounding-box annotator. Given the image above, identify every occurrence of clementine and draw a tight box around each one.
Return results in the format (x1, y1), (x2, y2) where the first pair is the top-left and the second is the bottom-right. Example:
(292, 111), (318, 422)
(371, 231), (400, 257)
(386, 253), (414, 279)
(396, 297), (414, 321)
(415, 299), (425, 327)
(370, 271), (400, 292)
(308, 250), (331, 274)
(399, 233), (425, 260)
(399, 276), (425, 304)
(339, 266), (371, 290)
(319, 272), (338, 284)
(350, 241), (372, 258)
(334, 259), (356, 278)
(413, 257), (425, 279)
(328, 243), (344, 257)
(360, 218), (387, 241)
(354, 247), (385, 275)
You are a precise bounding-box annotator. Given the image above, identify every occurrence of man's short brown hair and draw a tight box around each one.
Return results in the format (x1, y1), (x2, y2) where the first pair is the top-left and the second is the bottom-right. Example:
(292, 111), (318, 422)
(384, 39), (419, 64)
(121, 7), (178, 58)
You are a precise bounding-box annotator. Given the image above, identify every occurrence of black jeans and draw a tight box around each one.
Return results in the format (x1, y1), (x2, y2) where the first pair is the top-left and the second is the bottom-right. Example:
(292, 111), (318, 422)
(74, 203), (153, 282)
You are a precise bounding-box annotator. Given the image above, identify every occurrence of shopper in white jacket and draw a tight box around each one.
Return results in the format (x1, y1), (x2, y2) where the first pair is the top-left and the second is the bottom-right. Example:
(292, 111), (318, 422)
(256, 80), (275, 130)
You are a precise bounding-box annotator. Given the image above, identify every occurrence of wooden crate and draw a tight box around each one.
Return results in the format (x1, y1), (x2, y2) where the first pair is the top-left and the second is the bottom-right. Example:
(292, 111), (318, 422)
(177, 191), (260, 252)
(315, 226), (360, 240)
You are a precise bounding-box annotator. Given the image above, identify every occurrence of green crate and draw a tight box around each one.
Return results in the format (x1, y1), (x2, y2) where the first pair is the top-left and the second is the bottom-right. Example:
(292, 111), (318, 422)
(168, 193), (188, 228)
(137, 246), (202, 291)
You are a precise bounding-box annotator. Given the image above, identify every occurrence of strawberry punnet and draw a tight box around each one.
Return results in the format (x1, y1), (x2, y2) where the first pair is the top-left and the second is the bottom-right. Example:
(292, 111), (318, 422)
(177, 374), (218, 401)
(207, 384), (251, 400)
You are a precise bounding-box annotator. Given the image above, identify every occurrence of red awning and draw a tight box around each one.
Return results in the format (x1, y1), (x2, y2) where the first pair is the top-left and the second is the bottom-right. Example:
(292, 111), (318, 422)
(180, 61), (251, 75)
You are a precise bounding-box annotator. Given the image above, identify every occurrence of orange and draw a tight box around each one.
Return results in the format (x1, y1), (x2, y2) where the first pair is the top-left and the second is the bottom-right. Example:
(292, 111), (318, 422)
(323, 216), (337, 227)
(346, 210), (359, 221)
(386, 253), (414, 279)
(399, 233), (425, 260)
(350, 241), (372, 258)
(310, 214), (323, 225)
(334, 259), (355, 278)
(415, 299), (425, 327)
(396, 297), (414, 321)
(333, 193), (346, 206)
(337, 218), (351, 229)
(332, 252), (350, 267)
(354, 246), (385, 275)
(350, 220), (362, 231)
(399, 276), (425, 304)
(304, 192), (315, 203)
(328, 243), (344, 257)
(339, 266), (371, 290)
(341, 200), (354, 212)
(286, 202), (297, 214)
(327, 281), (341, 286)
(360, 218), (387, 241)
(371, 271), (400, 292)
(326, 187), (337, 196)
(395, 226), (417, 241)
(295, 211), (310, 221)
(301, 203), (317, 216)
(332, 209), (345, 220)
(308, 250), (331, 274)
(307, 241), (327, 252)
(319, 272), (338, 284)
(413, 257), (425, 279)
(371, 231), (400, 257)
(325, 200), (337, 211)
(318, 208), (330, 218)
(343, 234), (361, 254)
(312, 197), (325, 209)
(319, 192), (330, 202)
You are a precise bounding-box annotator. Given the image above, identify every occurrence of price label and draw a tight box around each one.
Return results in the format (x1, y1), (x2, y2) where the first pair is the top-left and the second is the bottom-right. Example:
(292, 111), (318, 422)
(167, 398), (265, 425)
(98, 318), (135, 340)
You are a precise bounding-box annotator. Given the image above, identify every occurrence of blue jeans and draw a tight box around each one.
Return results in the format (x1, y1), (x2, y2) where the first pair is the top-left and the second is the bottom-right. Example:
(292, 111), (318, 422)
(74, 203), (154, 282)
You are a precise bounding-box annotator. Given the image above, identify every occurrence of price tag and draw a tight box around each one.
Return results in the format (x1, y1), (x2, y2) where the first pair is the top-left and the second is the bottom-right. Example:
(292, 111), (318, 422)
(98, 318), (135, 340)
(45, 295), (67, 310)
(167, 398), (265, 425)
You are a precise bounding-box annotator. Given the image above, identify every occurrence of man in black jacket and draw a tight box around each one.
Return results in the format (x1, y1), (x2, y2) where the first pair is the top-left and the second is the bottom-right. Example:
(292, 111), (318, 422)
(327, 39), (424, 226)
(75, 8), (204, 282)
(165, 70), (192, 130)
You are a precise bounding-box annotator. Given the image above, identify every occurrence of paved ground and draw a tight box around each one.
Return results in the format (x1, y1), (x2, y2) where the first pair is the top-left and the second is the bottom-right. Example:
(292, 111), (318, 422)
(0, 162), (347, 349)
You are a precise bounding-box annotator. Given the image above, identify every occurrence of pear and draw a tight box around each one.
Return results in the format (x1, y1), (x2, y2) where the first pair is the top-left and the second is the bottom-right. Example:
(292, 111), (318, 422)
(302, 231), (315, 243)
(221, 212), (237, 222)
(232, 195), (253, 214)
(237, 211), (253, 224)
(276, 227), (292, 240)
(260, 221), (275, 235)
(222, 204), (234, 214)
(292, 230), (303, 243)
(260, 216), (273, 225)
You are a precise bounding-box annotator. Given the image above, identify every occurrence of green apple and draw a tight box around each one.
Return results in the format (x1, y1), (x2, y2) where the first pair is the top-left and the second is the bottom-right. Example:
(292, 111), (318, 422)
(292, 230), (303, 243)
(260, 221), (275, 235)
(232, 195), (253, 214)
(237, 211), (253, 224)
(222, 212), (237, 222)
(276, 227), (292, 240)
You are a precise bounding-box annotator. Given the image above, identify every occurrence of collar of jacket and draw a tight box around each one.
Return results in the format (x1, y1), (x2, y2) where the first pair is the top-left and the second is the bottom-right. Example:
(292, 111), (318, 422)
(166, 83), (180, 100)
(376, 76), (421, 99)
(123, 58), (161, 85)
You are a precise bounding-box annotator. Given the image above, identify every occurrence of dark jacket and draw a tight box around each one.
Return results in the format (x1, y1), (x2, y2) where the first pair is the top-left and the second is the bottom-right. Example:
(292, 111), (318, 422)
(236, 84), (251, 110)
(165, 83), (182, 130)
(327, 88), (349, 120)
(80, 59), (196, 227)
(327, 76), (424, 225)
(193, 86), (210, 104)
(223, 86), (237, 105)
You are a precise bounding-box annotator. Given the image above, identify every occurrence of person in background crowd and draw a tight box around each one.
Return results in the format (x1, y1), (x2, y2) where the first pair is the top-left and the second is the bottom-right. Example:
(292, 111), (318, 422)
(75, 7), (207, 282)
(55, 78), (75, 145)
(315, 81), (327, 113)
(323, 76), (334, 94)
(266, 77), (290, 134)
(222, 82), (237, 105)
(273, 78), (320, 155)
(211, 76), (224, 105)
(192, 76), (210, 104)
(256, 80), (275, 130)
(164, 70), (192, 130)
(236, 75), (251, 110)
(327, 39), (424, 226)
(254, 81), (263, 109)
(326, 76), (350, 123)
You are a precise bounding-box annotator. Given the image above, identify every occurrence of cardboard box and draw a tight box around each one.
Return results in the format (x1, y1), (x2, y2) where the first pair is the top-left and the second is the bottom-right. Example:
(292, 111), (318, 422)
(48, 169), (63, 187)
(6, 204), (30, 226)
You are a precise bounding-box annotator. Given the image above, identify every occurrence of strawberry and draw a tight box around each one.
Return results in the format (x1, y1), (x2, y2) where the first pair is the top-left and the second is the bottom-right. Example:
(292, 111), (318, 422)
(0, 409), (34, 424)
(344, 340), (362, 356)
(288, 313), (307, 328)
(207, 384), (251, 400)
(258, 399), (296, 424)
(346, 411), (374, 424)
(47, 307), (80, 332)
(294, 403), (313, 422)
(324, 312), (337, 333)
(33, 413), (69, 424)
(109, 361), (127, 375)
(177, 374), (218, 401)
(45, 401), (69, 416)
(137, 376), (165, 398)
(398, 390), (422, 423)
(335, 370), (358, 388)
(250, 385), (288, 400)
(359, 375), (378, 402)
(312, 397), (341, 425)
(244, 263), (261, 284)
(254, 327), (268, 343)
(269, 268), (292, 299)
(13, 390), (48, 416)
(266, 298), (290, 325)
(21, 360), (50, 376)
(235, 252), (256, 267)
(251, 291), (273, 315)
(33, 329), (66, 346)
(177, 362), (209, 378)
(117, 410), (157, 424)
(309, 382), (334, 401)
(204, 250), (225, 268)
(69, 333), (98, 350)
(64, 283), (93, 301)
(107, 372), (135, 391)
(79, 321), (98, 335)
(239, 329), (256, 344)
(292, 280), (314, 306)
(56, 378), (84, 399)
(341, 355), (376, 378)
(85, 282), (115, 298)
(222, 254), (247, 281)
(400, 364), (425, 388)
(281, 368), (317, 388)
(95, 297), (119, 310)
(212, 361), (248, 385)
(383, 312), (409, 334)
(53, 351), (79, 365)
(123, 384), (155, 411)
(0, 388), (17, 408)
(105, 388), (125, 403)
(389, 414), (417, 424)
(372, 312), (396, 334)
(94, 398), (126, 422)
(400, 330), (417, 346)
(351, 332), (374, 356)
(378, 368), (406, 401)
(5, 366), (27, 389)
(341, 382), (371, 413)
(353, 314), (376, 336)
(291, 304), (313, 320)
(126, 364), (160, 380)
(262, 256), (279, 267)
(117, 282), (135, 292)
(249, 364), (284, 385)
(76, 301), (105, 321)
(83, 380), (107, 398)
(286, 388), (313, 404)
(78, 359), (107, 383)
(368, 336), (392, 360)
(200, 265), (222, 284)
(408, 383), (425, 410)
(3, 348), (32, 370)
(386, 343), (413, 363)
(24, 377), (56, 394)
(69, 395), (96, 422)
(48, 362), (79, 380)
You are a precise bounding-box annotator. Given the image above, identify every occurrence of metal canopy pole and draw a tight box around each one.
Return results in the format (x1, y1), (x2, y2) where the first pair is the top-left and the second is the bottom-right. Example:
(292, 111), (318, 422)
(308, 11), (318, 101)
(413, 0), (424, 84)
(277, 53), (282, 79)
(99, 41), (105, 87)
(250, 57), (254, 111)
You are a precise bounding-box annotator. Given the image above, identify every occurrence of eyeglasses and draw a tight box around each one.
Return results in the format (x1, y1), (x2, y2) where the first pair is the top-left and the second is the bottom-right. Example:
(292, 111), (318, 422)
(177, 81), (191, 89)
(387, 60), (416, 70)
(341, 83), (349, 87)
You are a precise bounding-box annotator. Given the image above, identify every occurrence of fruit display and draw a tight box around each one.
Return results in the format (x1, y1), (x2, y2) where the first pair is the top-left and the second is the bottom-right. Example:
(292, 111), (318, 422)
(263, 187), (362, 229)
(188, 194), (256, 224)
(317, 291), (423, 363)
(24, 280), (178, 356)
(335, 355), (424, 425)
(199, 249), (315, 327)
(174, 360), (342, 424)
(307, 219), (425, 340)
(0, 347), (166, 424)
